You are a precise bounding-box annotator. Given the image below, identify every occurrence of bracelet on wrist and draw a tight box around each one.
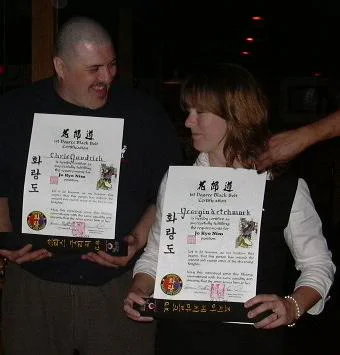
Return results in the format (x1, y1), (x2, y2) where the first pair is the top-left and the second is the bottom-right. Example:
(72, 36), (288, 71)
(284, 295), (301, 327)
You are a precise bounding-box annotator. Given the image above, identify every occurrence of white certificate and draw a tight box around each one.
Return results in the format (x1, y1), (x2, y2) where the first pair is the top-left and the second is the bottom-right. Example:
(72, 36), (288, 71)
(154, 166), (267, 303)
(22, 113), (124, 239)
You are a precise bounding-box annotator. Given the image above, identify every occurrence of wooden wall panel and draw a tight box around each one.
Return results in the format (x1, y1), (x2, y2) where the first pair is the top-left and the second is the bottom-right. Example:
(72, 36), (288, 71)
(32, 0), (57, 82)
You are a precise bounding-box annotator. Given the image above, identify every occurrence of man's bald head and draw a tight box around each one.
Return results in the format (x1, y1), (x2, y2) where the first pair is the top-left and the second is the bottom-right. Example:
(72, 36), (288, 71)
(53, 16), (116, 109)
(54, 16), (112, 61)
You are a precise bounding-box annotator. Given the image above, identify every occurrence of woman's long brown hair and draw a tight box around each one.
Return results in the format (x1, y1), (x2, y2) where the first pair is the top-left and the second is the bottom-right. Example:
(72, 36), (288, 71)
(181, 63), (269, 169)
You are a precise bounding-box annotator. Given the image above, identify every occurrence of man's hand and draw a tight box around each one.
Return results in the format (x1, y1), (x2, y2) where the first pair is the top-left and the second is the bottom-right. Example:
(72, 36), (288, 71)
(256, 128), (311, 172)
(82, 204), (156, 267)
(81, 233), (143, 268)
(0, 244), (52, 264)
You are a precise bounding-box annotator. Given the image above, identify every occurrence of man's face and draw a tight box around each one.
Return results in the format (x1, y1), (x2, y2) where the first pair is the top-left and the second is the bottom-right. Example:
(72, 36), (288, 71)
(55, 41), (117, 109)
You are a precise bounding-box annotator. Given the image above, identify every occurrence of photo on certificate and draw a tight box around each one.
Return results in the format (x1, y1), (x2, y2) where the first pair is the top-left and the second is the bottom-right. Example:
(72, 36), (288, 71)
(96, 163), (118, 191)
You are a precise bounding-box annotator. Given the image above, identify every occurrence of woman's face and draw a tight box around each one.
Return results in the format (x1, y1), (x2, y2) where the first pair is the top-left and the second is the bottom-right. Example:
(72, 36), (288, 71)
(185, 108), (227, 155)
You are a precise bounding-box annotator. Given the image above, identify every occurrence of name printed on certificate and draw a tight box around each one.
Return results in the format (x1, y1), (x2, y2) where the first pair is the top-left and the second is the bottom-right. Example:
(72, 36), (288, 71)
(22, 113), (124, 239)
(154, 166), (267, 303)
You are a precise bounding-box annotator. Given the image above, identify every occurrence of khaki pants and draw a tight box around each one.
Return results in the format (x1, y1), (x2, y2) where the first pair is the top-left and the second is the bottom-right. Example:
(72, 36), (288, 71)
(2, 263), (155, 355)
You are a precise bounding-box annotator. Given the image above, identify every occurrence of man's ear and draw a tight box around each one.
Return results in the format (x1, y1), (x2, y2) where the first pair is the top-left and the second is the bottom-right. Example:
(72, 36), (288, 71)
(53, 56), (66, 79)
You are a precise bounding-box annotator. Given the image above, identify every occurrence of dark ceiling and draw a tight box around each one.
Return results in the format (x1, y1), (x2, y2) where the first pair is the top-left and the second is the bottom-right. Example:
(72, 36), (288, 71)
(2, 0), (339, 82)
(134, 1), (340, 78)
(55, 0), (340, 80)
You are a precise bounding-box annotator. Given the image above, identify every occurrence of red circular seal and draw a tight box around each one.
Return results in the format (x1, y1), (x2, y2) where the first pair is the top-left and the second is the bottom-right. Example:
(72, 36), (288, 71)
(160, 274), (183, 296)
(27, 211), (47, 231)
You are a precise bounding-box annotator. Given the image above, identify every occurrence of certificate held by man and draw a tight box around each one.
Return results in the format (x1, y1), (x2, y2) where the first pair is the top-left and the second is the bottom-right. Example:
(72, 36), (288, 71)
(152, 166), (267, 322)
(15, 113), (126, 255)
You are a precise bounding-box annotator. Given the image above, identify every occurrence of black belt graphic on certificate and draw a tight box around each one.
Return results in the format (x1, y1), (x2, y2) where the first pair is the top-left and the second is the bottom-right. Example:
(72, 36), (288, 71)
(0, 232), (127, 256)
(134, 297), (272, 323)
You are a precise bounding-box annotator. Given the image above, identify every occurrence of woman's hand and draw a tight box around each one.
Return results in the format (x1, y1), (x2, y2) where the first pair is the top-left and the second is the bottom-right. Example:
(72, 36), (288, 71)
(244, 294), (296, 329)
(123, 290), (154, 322)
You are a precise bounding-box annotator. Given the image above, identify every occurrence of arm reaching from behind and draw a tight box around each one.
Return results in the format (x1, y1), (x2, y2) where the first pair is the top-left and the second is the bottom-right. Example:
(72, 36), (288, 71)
(257, 109), (340, 172)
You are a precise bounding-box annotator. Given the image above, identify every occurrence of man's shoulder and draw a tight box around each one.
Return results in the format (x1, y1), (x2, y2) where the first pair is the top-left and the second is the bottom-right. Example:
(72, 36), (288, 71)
(0, 77), (53, 106)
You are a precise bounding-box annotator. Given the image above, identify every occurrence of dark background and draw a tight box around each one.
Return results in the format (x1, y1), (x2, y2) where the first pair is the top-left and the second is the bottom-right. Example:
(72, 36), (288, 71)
(0, 1), (339, 353)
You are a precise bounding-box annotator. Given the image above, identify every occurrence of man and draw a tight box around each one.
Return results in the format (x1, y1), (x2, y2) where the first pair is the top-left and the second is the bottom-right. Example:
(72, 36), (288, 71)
(0, 17), (182, 354)
(256, 109), (340, 171)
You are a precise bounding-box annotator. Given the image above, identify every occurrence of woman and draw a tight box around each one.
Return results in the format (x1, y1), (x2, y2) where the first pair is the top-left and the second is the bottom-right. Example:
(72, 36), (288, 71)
(124, 63), (335, 355)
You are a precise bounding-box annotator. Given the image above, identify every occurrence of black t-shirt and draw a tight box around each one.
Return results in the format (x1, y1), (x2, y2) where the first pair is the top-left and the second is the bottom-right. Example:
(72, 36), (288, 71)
(0, 78), (183, 285)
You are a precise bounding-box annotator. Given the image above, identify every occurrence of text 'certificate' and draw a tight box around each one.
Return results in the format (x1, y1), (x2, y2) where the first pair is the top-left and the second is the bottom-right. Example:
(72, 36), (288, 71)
(154, 166), (267, 303)
(22, 113), (124, 239)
